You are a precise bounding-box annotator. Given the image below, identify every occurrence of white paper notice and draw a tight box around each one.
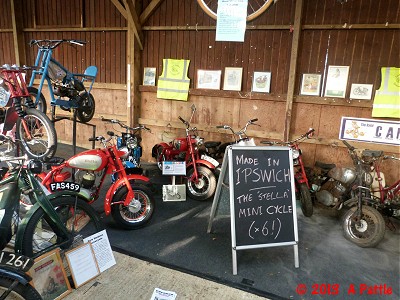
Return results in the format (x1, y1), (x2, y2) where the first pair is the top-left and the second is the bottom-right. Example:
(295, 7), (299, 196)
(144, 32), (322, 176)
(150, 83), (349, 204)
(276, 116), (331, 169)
(83, 230), (116, 273)
(150, 288), (177, 300)
(216, 0), (248, 42)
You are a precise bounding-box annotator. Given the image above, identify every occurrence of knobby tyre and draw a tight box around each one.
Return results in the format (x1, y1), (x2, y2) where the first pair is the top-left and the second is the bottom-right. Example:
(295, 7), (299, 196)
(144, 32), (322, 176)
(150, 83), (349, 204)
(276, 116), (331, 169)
(76, 92), (95, 123)
(342, 205), (385, 248)
(0, 275), (42, 300)
(21, 196), (103, 259)
(111, 184), (155, 229)
(186, 166), (217, 201)
(27, 86), (47, 114)
(15, 108), (57, 160)
(299, 183), (313, 217)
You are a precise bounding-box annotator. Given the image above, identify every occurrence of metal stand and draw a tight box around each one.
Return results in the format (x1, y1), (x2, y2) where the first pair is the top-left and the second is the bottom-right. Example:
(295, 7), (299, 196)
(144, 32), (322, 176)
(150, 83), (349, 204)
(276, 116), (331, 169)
(51, 107), (96, 154)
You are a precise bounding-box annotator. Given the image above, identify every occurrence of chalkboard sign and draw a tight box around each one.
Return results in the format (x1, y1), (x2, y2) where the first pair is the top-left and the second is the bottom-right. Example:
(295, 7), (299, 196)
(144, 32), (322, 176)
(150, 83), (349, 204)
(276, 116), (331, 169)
(229, 146), (298, 248)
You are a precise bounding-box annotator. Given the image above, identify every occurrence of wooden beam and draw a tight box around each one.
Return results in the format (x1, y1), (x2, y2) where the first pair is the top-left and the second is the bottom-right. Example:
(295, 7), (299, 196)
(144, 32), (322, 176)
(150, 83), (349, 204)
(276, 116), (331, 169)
(10, 0), (26, 65)
(283, 0), (304, 142)
(122, 0), (144, 50)
(140, 0), (165, 24)
(110, 0), (128, 19)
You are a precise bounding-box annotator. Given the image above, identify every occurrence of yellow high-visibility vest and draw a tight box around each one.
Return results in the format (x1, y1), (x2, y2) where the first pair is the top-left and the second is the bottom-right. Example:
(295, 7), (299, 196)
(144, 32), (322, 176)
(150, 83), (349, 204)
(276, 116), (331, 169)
(157, 59), (190, 101)
(372, 67), (400, 119)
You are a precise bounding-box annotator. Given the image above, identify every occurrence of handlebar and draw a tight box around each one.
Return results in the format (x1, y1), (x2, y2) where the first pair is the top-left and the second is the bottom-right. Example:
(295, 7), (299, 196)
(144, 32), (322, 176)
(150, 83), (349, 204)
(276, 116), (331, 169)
(100, 116), (150, 132)
(261, 128), (315, 146)
(29, 39), (86, 49)
(0, 64), (41, 72)
(216, 119), (259, 142)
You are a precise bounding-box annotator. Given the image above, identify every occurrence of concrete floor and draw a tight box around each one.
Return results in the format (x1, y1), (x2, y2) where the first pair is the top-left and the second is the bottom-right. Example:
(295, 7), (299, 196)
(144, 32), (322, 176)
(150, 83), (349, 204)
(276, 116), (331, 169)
(63, 251), (268, 300)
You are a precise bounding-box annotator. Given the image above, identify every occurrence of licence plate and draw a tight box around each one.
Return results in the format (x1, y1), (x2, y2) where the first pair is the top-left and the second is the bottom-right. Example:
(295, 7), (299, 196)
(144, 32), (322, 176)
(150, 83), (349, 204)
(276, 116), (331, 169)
(201, 154), (219, 167)
(49, 181), (81, 192)
(0, 251), (34, 272)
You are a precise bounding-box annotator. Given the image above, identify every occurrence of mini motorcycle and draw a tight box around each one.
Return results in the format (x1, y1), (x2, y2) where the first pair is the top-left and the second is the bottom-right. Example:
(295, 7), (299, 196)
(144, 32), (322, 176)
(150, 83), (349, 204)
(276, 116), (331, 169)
(309, 141), (385, 247)
(152, 104), (218, 201)
(100, 117), (150, 175)
(261, 128), (315, 217)
(37, 132), (155, 229)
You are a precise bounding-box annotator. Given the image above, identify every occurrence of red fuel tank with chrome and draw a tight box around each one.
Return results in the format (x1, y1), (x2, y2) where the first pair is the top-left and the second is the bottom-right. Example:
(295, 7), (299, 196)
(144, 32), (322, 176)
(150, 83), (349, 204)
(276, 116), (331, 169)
(172, 137), (188, 151)
(66, 149), (109, 171)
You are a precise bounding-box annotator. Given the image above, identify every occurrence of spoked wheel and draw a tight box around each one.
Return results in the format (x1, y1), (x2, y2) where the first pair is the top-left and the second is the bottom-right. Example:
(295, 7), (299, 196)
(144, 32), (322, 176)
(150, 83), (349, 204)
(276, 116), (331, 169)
(111, 184), (155, 229)
(76, 92), (95, 123)
(186, 166), (217, 201)
(197, 0), (275, 21)
(342, 206), (385, 248)
(15, 108), (57, 160)
(27, 86), (47, 114)
(0, 275), (42, 300)
(298, 183), (313, 217)
(21, 197), (103, 268)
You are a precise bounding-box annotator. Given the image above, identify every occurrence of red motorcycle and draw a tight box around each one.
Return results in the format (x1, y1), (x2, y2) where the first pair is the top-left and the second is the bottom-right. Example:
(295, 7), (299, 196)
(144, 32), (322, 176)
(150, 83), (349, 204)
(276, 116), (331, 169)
(152, 105), (218, 201)
(261, 128), (315, 217)
(37, 132), (155, 229)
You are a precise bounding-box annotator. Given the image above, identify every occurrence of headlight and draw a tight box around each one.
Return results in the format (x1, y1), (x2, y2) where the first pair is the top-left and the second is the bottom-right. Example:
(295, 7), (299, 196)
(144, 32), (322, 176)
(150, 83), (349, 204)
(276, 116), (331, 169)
(126, 136), (138, 149)
(195, 136), (204, 146)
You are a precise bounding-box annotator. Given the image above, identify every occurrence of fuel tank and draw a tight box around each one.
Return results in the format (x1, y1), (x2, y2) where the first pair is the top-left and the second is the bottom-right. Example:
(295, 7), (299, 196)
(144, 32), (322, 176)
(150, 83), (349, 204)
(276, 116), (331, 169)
(66, 149), (108, 171)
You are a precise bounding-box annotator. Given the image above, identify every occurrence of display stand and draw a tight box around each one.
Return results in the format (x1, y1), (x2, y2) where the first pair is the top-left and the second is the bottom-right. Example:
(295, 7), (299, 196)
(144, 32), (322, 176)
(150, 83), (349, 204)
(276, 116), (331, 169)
(209, 145), (300, 275)
(51, 108), (96, 153)
(162, 161), (186, 201)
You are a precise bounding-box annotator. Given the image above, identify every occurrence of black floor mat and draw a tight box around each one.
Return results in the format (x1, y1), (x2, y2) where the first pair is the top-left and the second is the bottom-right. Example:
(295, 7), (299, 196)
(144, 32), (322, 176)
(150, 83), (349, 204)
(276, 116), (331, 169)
(93, 180), (400, 300)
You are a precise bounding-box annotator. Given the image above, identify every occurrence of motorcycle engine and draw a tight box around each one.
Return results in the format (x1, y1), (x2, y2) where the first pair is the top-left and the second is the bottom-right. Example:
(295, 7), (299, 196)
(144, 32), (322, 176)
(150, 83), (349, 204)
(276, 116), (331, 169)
(316, 180), (344, 206)
(80, 172), (96, 189)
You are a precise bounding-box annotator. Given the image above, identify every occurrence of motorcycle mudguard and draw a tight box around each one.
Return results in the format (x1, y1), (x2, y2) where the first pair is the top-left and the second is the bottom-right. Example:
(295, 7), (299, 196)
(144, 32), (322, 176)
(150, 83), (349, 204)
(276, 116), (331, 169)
(0, 268), (31, 285)
(192, 159), (216, 170)
(104, 174), (150, 215)
(151, 143), (170, 158)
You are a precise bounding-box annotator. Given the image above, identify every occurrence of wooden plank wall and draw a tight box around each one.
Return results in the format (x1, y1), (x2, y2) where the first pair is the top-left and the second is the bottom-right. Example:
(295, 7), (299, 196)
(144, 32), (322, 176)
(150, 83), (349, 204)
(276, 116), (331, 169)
(0, 0), (15, 63)
(139, 0), (399, 183)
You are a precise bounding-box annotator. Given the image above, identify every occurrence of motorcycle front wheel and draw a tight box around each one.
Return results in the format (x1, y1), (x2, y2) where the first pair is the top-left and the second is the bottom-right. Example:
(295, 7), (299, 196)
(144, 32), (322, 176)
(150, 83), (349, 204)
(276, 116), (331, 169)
(111, 184), (155, 229)
(15, 108), (57, 160)
(76, 92), (95, 123)
(27, 86), (47, 114)
(342, 205), (385, 248)
(298, 183), (313, 217)
(186, 166), (217, 201)
(21, 196), (103, 259)
(0, 275), (42, 300)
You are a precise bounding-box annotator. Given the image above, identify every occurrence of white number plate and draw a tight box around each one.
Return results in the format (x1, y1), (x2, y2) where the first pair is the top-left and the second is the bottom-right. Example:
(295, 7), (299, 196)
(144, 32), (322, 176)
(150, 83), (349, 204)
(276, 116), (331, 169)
(0, 251), (34, 272)
(201, 154), (219, 167)
(49, 181), (81, 192)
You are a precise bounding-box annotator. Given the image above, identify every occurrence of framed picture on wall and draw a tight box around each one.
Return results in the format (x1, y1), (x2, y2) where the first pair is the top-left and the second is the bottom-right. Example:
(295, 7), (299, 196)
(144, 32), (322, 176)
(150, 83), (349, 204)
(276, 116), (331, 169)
(143, 67), (156, 86)
(196, 70), (222, 90)
(324, 66), (350, 98)
(223, 67), (243, 91)
(300, 73), (322, 96)
(349, 83), (373, 100)
(251, 71), (271, 93)
(28, 249), (71, 300)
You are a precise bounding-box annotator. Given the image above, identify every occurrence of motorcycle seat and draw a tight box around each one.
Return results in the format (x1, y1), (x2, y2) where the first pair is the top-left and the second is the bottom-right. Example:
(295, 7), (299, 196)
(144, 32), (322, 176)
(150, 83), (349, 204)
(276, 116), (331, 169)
(362, 150), (383, 158)
(204, 141), (221, 148)
(315, 161), (336, 170)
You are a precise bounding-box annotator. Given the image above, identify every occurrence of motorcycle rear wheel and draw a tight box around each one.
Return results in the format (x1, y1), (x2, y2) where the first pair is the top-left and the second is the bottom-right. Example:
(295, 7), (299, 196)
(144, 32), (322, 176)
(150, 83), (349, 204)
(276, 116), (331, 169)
(298, 183), (313, 217)
(186, 166), (216, 201)
(342, 205), (385, 248)
(76, 92), (95, 123)
(0, 275), (42, 300)
(111, 184), (155, 229)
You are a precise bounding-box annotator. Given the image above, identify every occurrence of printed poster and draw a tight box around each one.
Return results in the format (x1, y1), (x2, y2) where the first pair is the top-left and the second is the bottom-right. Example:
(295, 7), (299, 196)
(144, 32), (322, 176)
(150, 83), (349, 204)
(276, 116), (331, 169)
(216, 0), (248, 42)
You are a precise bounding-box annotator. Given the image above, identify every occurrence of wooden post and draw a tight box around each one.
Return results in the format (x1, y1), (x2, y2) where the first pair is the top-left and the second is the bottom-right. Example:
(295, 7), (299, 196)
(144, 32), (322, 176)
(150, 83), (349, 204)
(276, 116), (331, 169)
(10, 0), (26, 65)
(283, 0), (304, 141)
